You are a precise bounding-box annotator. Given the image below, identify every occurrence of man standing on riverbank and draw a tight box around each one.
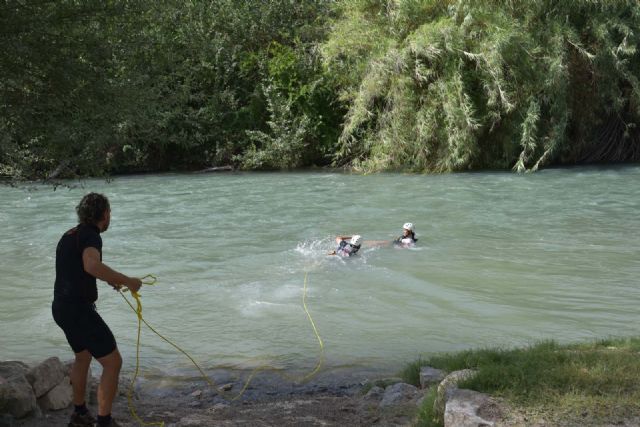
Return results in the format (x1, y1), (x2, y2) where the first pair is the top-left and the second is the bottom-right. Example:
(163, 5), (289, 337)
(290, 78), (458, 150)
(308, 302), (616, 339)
(52, 193), (141, 427)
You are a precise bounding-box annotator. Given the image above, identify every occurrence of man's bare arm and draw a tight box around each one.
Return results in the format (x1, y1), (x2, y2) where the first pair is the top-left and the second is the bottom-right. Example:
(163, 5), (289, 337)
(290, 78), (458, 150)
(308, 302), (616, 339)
(82, 247), (142, 293)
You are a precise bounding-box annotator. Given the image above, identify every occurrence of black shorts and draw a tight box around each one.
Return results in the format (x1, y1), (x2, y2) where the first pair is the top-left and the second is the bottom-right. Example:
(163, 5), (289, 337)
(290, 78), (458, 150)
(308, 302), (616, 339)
(52, 300), (117, 359)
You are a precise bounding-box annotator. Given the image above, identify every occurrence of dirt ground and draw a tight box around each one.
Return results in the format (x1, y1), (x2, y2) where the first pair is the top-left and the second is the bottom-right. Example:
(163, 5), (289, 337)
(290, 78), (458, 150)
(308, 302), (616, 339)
(20, 395), (417, 427)
(15, 368), (638, 426)
(16, 369), (419, 427)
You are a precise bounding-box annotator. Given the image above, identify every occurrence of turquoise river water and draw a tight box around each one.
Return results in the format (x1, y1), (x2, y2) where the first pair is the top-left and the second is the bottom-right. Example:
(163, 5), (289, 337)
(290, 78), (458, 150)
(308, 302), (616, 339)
(1, 167), (639, 378)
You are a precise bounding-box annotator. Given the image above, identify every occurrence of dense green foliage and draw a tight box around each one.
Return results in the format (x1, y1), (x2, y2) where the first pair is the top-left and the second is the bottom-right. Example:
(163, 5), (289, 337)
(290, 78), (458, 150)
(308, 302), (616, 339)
(325, 0), (640, 172)
(0, 0), (342, 180)
(403, 338), (640, 426)
(1, 1), (141, 179)
(2, 0), (640, 180)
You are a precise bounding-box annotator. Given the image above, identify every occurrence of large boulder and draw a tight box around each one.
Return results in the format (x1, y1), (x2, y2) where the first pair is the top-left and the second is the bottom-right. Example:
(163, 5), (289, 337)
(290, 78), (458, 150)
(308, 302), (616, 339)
(433, 369), (477, 420)
(63, 359), (94, 402)
(0, 371), (37, 418)
(25, 357), (65, 398)
(420, 366), (446, 389)
(62, 359), (93, 379)
(444, 389), (504, 427)
(37, 377), (72, 411)
(380, 383), (421, 407)
(0, 362), (29, 379)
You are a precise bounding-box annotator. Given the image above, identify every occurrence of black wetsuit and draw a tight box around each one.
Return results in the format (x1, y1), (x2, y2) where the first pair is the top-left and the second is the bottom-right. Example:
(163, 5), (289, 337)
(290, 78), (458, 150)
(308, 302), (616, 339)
(393, 232), (417, 246)
(52, 224), (116, 358)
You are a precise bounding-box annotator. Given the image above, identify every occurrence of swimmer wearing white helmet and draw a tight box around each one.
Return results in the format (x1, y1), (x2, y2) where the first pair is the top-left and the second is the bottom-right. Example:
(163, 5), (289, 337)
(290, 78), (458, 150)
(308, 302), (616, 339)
(393, 222), (417, 247)
(329, 234), (362, 257)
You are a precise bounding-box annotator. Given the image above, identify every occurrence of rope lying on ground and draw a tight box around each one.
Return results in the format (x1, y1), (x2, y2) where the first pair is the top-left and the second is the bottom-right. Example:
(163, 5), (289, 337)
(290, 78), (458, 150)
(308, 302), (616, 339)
(118, 272), (324, 426)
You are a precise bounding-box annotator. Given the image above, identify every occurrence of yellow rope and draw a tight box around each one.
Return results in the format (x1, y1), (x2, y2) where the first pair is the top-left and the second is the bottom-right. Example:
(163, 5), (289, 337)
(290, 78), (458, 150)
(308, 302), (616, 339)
(299, 272), (325, 382)
(118, 272), (324, 426)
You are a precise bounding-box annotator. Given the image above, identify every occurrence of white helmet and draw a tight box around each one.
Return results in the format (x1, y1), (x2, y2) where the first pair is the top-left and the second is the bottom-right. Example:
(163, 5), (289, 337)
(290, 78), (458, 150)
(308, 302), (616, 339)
(403, 222), (414, 232)
(350, 235), (362, 246)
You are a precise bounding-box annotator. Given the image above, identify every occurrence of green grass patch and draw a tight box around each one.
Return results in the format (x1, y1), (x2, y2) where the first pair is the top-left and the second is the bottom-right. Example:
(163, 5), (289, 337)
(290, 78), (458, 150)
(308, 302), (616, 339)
(414, 386), (440, 427)
(404, 337), (640, 426)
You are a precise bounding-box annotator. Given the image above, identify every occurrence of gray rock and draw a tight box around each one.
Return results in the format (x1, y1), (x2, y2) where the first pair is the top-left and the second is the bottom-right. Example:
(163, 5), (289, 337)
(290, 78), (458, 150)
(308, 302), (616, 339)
(118, 375), (137, 398)
(0, 362), (29, 379)
(37, 376), (72, 411)
(88, 376), (99, 404)
(380, 383), (420, 407)
(175, 414), (210, 426)
(206, 402), (229, 412)
(434, 369), (477, 420)
(63, 360), (94, 379)
(63, 359), (94, 402)
(195, 165), (234, 174)
(420, 366), (446, 389)
(0, 373), (38, 418)
(444, 389), (503, 427)
(363, 386), (384, 401)
(25, 357), (65, 398)
(63, 360), (74, 377)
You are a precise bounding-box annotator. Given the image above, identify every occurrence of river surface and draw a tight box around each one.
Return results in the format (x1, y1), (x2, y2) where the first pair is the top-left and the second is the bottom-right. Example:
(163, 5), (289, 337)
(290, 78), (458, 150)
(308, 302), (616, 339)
(1, 167), (639, 379)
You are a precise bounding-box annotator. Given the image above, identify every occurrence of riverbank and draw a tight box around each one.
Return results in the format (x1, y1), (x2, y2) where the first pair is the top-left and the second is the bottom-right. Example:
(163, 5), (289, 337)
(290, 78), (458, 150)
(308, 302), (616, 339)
(2, 364), (422, 426)
(4, 337), (640, 426)
(406, 336), (640, 427)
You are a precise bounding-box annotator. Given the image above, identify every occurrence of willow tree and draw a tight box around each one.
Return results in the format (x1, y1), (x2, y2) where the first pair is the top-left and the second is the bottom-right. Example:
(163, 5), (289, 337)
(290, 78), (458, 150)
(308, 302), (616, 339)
(323, 0), (640, 172)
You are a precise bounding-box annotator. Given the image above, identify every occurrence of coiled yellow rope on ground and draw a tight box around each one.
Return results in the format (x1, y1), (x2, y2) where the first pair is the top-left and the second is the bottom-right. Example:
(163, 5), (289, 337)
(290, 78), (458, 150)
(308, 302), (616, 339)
(118, 272), (324, 426)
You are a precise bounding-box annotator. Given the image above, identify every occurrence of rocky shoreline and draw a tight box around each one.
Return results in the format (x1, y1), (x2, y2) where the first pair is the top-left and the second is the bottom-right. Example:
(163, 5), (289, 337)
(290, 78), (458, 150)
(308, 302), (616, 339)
(2, 357), (511, 426)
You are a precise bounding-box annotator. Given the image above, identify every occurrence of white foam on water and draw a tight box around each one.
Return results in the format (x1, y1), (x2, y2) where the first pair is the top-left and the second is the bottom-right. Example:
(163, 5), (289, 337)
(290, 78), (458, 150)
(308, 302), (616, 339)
(241, 300), (292, 317)
(294, 237), (334, 257)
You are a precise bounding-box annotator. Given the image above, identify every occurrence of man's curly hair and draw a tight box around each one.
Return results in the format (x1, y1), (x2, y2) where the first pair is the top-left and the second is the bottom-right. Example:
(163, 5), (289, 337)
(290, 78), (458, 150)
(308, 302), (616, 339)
(76, 193), (110, 225)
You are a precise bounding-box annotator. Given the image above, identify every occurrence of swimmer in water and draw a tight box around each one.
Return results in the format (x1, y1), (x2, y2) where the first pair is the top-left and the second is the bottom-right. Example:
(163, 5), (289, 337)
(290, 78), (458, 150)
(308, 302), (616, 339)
(366, 222), (418, 249)
(328, 235), (362, 257)
(393, 222), (417, 248)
